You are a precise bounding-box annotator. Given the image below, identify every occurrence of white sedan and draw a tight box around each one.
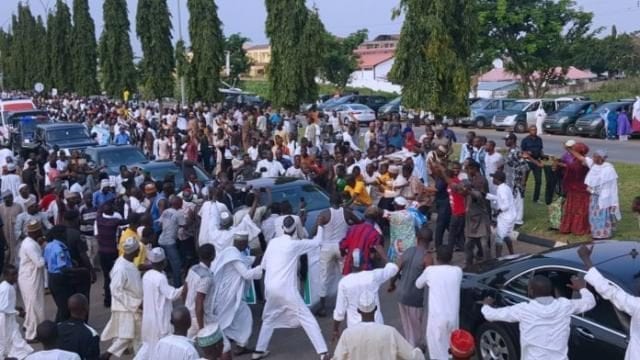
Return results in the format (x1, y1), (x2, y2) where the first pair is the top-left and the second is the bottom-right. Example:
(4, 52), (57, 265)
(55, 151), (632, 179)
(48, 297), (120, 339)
(334, 103), (376, 126)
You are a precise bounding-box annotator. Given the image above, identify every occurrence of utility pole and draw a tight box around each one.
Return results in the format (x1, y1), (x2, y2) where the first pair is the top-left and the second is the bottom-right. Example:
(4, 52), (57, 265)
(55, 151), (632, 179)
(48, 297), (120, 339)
(177, 0), (186, 106)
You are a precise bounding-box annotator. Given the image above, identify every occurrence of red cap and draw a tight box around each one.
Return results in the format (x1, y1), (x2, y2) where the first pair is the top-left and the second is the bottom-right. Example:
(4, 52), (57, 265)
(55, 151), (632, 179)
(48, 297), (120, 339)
(450, 329), (475, 358)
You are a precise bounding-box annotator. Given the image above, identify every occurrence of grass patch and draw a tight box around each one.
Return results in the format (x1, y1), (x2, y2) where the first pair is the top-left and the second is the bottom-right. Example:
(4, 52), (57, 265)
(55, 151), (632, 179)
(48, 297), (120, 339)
(518, 161), (640, 243)
(450, 144), (640, 242)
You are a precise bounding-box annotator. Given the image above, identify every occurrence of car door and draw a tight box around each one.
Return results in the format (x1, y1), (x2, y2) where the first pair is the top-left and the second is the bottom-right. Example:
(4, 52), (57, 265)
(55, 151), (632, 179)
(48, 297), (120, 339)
(525, 101), (540, 125)
(569, 287), (629, 359)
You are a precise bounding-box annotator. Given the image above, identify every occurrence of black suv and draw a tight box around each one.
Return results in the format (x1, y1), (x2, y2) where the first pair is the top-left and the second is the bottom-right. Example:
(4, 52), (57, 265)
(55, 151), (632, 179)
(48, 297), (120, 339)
(574, 101), (633, 139)
(34, 123), (97, 153)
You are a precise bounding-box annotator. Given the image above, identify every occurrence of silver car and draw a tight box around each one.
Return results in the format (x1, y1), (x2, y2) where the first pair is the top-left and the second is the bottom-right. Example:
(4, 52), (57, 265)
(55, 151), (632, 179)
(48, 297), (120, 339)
(334, 103), (376, 126)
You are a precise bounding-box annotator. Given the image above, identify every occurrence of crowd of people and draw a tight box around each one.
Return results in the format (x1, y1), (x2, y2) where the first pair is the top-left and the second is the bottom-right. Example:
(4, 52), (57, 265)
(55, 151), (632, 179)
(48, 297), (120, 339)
(0, 93), (636, 360)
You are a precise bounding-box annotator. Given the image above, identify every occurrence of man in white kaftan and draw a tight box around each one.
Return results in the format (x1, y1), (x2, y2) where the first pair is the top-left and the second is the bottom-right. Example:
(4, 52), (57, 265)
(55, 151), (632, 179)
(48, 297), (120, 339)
(481, 273), (595, 360)
(0, 265), (34, 360)
(333, 291), (424, 360)
(150, 307), (200, 360)
(333, 262), (398, 328)
(415, 247), (462, 360)
(17, 220), (46, 341)
(211, 231), (262, 355)
(136, 248), (186, 360)
(101, 239), (144, 357)
(578, 244), (640, 360)
(197, 195), (229, 247)
(252, 217), (327, 359)
(486, 171), (516, 257)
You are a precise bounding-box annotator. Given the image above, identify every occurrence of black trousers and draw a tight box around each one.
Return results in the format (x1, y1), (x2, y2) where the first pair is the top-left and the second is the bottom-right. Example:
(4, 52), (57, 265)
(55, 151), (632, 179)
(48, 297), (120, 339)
(448, 215), (466, 250)
(543, 165), (562, 205)
(99, 252), (118, 307)
(527, 162), (542, 202)
(49, 273), (73, 322)
(434, 199), (452, 248)
(177, 237), (197, 276)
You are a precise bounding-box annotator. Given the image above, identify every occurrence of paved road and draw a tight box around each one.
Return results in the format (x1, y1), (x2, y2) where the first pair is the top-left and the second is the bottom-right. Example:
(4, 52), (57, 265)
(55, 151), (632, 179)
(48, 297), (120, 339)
(448, 128), (639, 164)
(26, 239), (546, 359)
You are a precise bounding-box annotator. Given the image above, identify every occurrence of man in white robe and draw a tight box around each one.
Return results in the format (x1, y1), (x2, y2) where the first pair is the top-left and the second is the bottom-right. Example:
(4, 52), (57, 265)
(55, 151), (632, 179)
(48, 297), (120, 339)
(332, 260), (398, 332)
(578, 244), (640, 360)
(333, 291), (424, 360)
(486, 171), (516, 257)
(136, 248), (186, 360)
(17, 220), (46, 342)
(415, 246), (462, 360)
(252, 216), (328, 360)
(197, 191), (229, 247)
(0, 265), (34, 359)
(101, 238), (144, 359)
(151, 306), (199, 360)
(481, 273), (595, 360)
(211, 231), (263, 356)
(1, 163), (22, 199)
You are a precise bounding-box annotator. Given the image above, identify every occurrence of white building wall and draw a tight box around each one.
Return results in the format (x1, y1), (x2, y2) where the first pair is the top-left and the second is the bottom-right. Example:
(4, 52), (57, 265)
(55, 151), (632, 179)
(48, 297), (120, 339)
(347, 58), (401, 93)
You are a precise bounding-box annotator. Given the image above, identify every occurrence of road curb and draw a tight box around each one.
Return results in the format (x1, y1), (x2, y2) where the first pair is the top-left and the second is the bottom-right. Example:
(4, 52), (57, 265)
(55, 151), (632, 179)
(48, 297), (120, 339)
(515, 231), (568, 249)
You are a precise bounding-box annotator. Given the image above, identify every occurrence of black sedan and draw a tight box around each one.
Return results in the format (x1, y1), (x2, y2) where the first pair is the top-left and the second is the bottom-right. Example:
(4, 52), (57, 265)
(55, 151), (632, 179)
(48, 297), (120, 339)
(134, 160), (213, 193)
(460, 241), (637, 360)
(543, 101), (598, 136)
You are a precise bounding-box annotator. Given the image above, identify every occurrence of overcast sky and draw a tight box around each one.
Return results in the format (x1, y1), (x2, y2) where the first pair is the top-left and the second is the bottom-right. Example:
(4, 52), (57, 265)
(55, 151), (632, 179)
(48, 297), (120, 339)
(1, 0), (639, 55)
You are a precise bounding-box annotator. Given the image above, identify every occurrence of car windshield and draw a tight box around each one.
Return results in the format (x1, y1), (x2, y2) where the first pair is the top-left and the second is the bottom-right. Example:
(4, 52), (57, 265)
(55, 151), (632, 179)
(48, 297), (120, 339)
(560, 102), (588, 113)
(259, 183), (330, 212)
(389, 97), (401, 105)
(47, 127), (89, 141)
(471, 99), (491, 109)
(144, 163), (210, 189)
(348, 104), (369, 111)
(95, 149), (147, 170)
(507, 101), (532, 111)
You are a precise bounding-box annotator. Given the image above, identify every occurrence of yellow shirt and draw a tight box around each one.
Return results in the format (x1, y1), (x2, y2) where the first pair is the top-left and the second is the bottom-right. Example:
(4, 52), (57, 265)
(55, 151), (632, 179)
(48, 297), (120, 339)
(345, 180), (372, 206)
(118, 228), (146, 267)
(377, 172), (393, 192)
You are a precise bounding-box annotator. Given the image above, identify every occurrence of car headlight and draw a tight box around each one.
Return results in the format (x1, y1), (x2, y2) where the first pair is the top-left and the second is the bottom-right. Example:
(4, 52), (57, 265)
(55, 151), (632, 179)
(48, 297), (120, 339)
(591, 119), (601, 126)
(558, 116), (569, 124)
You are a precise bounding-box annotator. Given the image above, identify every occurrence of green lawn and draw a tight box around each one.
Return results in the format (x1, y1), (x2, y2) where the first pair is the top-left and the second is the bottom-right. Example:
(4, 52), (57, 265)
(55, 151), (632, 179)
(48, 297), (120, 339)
(518, 161), (640, 242)
(450, 145), (640, 242)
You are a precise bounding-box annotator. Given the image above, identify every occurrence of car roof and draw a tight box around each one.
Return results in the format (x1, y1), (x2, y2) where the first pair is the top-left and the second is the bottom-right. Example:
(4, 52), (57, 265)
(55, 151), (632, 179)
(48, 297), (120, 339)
(534, 240), (640, 292)
(86, 144), (140, 151)
(234, 177), (315, 189)
(36, 123), (85, 129)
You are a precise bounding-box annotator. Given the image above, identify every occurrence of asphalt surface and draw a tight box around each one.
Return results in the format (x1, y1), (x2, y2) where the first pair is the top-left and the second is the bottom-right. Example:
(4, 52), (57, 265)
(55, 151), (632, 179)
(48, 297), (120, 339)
(24, 239), (546, 359)
(447, 127), (639, 164)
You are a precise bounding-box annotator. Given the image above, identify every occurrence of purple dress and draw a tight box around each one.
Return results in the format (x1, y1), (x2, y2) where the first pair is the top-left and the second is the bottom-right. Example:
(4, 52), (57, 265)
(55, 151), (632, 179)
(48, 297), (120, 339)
(618, 113), (631, 135)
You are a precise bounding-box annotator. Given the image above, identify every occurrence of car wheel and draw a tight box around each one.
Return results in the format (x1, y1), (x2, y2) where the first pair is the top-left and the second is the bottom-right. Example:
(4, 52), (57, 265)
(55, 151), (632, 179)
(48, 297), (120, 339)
(598, 127), (607, 139)
(476, 118), (486, 129)
(566, 124), (577, 136)
(477, 323), (518, 360)
(514, 122), (527, 133)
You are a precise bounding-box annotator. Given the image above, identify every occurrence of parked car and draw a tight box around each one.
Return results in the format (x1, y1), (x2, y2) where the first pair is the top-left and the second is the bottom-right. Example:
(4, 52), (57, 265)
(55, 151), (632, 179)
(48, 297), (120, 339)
(574, 101), (633, 139)
(320, 94), (389, 114)
(459, 98), (516, 128)
(492, 98), (572, 133)
(543, 101), (599, 136)
(33, 123), (97, 153)
(378, 96), (407, 120)
(460, 241), (634, 360)
(6, 110), (51, 156)
(334, 103), (376, 126)
(84, 145), (148, 176)
(133, 160), (213, 192)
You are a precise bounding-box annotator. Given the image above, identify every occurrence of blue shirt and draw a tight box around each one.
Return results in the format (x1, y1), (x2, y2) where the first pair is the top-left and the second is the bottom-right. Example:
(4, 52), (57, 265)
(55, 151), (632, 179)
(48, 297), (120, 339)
(93, 191), (115, 209)
(44, 240), (73, 274)
(114, 133), (130, 145)
(151, 193), (167, 233)
(269, 113), (281, 125)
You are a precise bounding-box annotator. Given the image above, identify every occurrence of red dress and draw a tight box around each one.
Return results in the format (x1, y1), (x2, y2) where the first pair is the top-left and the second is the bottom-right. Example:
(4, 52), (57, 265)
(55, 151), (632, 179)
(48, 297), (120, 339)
(559, 159), (590, 235)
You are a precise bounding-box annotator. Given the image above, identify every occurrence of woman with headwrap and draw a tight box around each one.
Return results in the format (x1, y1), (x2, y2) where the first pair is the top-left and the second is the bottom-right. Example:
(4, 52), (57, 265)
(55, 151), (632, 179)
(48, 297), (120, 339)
(568, 149), (620, 239)
(558, 142), (591, 235)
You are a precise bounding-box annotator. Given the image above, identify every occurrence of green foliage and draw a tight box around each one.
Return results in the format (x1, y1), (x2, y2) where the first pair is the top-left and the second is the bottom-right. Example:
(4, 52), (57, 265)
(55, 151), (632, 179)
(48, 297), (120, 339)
(265, 0), (324, 109)
(224, 33), (251, 83)
(390, 0), (476, 117)
(579, 77), (640, 101)
(136, 0), (175, 100)
(72, 0), (99, 96)
(187, 0), (224, 103)
(240, 79), (398, 101)
(99, 0), (137, 98)
(478, 0), (594, 97)
(319, 29), (368, 89)
(49, 0), (74, 92)
(4, 4), (50, 90)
